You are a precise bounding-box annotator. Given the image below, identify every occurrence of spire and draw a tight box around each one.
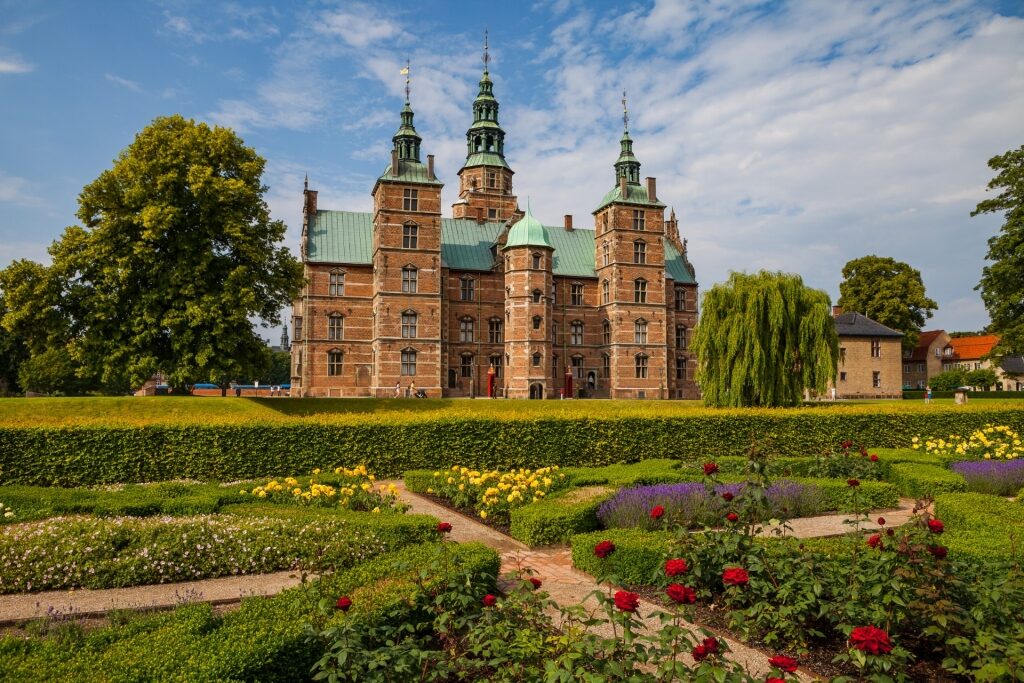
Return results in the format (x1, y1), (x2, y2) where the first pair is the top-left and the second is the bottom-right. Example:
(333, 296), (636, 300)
(461, 30), (508, 168)
(392, 59), (422, 162)
(614, 89), (640, 185)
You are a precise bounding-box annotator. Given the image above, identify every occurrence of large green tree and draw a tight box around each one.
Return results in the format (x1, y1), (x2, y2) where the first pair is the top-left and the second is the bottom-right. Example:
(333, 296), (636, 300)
(44, 115), (303, 390)
(837, 255), (937, 351)
(973, 144), (1024, 356)
(693, 271), (839, 408)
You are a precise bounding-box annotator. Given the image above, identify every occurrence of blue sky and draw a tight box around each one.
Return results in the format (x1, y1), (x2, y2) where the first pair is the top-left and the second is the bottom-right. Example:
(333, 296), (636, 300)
(2, 0), (1023, 344)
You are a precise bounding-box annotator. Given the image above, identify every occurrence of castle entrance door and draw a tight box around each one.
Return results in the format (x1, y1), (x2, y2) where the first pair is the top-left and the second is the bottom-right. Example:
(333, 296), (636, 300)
(529, 383), (543, 399)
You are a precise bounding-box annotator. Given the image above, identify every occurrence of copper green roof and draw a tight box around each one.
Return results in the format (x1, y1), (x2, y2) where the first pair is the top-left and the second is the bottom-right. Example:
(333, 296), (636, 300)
(375, 160), (443, 187)
(593, 182), (666, 212)
(462, 152), (510, 170)
(504, 205), (552, 250)
(305, 210), (694, 284)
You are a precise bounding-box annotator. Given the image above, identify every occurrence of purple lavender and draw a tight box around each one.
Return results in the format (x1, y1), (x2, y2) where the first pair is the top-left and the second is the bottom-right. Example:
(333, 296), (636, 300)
(950, 460), (1024, 497)
(596, 480), (826, 530)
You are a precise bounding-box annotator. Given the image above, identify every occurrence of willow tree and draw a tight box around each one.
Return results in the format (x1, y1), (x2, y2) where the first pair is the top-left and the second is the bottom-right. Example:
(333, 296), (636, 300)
(693, 271), (839, 407)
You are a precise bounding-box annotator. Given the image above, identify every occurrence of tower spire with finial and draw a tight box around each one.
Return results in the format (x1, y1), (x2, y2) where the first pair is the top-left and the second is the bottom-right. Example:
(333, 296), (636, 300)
(614, 89), (640, 184)
(392, 59), (421, 162)
(483, 29), (490, 74)
(622, 89), (629, 133)
(403, 58), (411, 103)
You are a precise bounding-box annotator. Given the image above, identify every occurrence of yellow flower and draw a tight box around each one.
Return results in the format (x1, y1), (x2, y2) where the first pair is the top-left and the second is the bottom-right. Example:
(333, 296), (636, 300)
(313, 468), (321, 475)
(372, 507), (381, 514)
(479, 510), (488, 519)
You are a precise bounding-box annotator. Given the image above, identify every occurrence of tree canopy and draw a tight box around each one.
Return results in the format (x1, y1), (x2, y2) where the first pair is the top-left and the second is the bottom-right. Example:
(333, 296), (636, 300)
(973, 144), (1024, 357)
(0, 115), (303, 392)
(693, 271), (839, 408)
(837, 255), (936, 351)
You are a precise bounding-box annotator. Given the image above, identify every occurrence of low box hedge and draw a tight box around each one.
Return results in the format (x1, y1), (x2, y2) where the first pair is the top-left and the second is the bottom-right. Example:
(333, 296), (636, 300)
(886, 463), (967, 498)
(571, 529), (675, 586)
(934, 493), (1024, 565)
(509, 486), (613, 546)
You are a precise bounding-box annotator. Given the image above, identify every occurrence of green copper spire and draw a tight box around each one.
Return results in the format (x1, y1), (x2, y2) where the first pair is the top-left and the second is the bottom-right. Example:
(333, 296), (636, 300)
(463, 30), (509, 169)
(614, 90), (640, 184)
(393, 59), (422, 161)
(504, 199), (552, 249)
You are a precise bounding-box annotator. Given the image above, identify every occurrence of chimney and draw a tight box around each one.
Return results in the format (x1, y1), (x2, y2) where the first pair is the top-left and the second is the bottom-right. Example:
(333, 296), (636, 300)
(832, 305), (843, 317)
(303, 188), (318, 216)
(427, 154), (435, 180)
(391, 150), (399, 176)
(619, 175), (628, 199)
(476, 207), (484, 224)
(645, 177), (657, 202)
(564, 214), (573, 231)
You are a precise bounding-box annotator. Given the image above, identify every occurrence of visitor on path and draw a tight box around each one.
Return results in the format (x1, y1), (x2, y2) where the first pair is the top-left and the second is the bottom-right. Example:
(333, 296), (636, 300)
(394, 381), (401, 398)
(925, 385), (932, 403)
(410, 380), (417, 398)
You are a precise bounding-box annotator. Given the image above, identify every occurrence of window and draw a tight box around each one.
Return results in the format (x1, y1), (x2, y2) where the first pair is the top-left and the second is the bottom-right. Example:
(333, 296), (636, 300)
(532, 315), (541, 330)
(487, 171), (496, 188)
(551, 283), (557, 305)
(676, 357), (687, 380)
(295, 350), (303, 376)
(917, 363), (925, 373)
(532, 289), (542, 304)
(401, 349), (417, 376)
(571, 356), (584, 380)
(532, 352), (541, 367)
(460, 278), (475, 301)
(329, 271), (345, 296)
(402, 223), (418, 248)
(602, 320), (611, 345)
(676, 325), (687, 349)
(403, 189), (418, 211)
(459, 317), (475, 343)
(571, 283), (584, 306)
(552, 354), (558, 373)
(328, 350), (343, 376)
(328, 314), (344, 341)
(839, 347), (847, 365)
(551, 322), (558, 344)
(635, 354), (649, 378)
(488, 208), (497, 219)
(402, 267), (418, 293)
(532, 252), (542, 269)
(489, 354), (503, 378)
(602, 241), (610, 266)
(401, 311), (417, 339)
(633, 240), (646, 264)
(602, 280), (609, 305)
(602, 353), (610, 378)
(632, 210), (645, 230)
(675, 288), (685, 311)
(570, 321), (584, 346)
(461, 354), (473, 378)
(839, 371), (847, 382)
(635, 319), (648, 344)
(634, 278), (647, 303)
(294, 316), (303, 341)
(872, 371), (881, 388)
(488, 319), (503, 343)
(903, 364), (912, 374)
(871, 339), (881, 358)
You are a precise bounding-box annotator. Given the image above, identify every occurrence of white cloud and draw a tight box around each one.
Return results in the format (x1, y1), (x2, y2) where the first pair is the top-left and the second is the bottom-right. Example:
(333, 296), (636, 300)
(0, 171), (44, 207)
(0, 55), (32, 73)
(105, 73), (145, 94)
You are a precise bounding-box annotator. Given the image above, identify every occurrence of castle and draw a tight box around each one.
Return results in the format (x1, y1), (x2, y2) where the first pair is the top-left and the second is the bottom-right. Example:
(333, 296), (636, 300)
(290, 52), (698, 399)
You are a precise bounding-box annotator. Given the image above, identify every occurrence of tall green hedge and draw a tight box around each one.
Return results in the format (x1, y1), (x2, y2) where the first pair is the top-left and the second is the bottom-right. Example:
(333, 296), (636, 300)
(3, 406), (1023, 485)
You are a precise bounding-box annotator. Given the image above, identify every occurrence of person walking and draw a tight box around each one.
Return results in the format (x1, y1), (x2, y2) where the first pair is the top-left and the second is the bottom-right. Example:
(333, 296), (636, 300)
(394, 381), (401, 398)
(925, 385), (932, 404)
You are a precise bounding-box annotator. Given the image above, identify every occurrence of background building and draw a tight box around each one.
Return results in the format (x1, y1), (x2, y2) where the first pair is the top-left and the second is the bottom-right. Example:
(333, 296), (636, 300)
(830, 309), (903, 399)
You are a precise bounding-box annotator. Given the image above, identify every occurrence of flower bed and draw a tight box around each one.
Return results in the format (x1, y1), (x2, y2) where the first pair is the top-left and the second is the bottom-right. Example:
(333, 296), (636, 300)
(950, 459), (1024, 497)
(912, 423), (1023, 460)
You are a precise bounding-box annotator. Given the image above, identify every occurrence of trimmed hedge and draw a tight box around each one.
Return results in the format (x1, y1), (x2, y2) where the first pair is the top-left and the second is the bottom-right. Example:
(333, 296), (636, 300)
(886, 463), (967, 498)
(509, 487), (613, 546)
(934, 493), (1024, 565)
(903, 390), (1024, 399)
(4, 404), (1024, 485)
(0, 542), (500, 683)
(571, 529), (674, 585)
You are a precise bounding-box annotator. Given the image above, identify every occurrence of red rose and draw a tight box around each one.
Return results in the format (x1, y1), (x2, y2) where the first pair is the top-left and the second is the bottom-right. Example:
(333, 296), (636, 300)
(614, 590), (640, 612)
(721, 491), (734, 502)
(692, 644), (709, 662)
(886, 527), (895, 536)
(666, 583), (697, 604)
(726, 512), (739, 523)
(850, 625), (893, 655)
(702, 636), (719, 654)
(928, 519), (944, 534)
(529, 577), (543, 589)
(703, 462), (719, 476)
(335, 596), (352, 611)
(877, 517), (885, 526)
(767, 678), (786, 683)
(866, 533), (882, 549)
(665, 558), (689, 577)
(650, 505), (665, 520)
(722, 567), (749, 586)
(870, 454), (879, 462)
(768, 654), (799, 672)
(928, 545), (948, 559)
(437, 522), (453, 534)
(482, 593), (497, 607)
(847, 478), (860, 487)
(841, 440), (853, 449)
(594, 540), (616, 558)
(859, 446), (869, 457)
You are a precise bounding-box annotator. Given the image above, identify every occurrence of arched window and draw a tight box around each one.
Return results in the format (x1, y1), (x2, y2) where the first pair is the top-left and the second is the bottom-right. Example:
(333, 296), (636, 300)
(634, 278), (647, 303)
(328, 314), (344, 341)
(532, 352), (542, 367)
(401, 348), (417, 376)
(633, 240), (646, 264)
(401, 311), (417, 339)
(602, 353), (611, 378)
(602, 279), (609, 305)
(532, 252), (542, 269)
(635, 354), (649, 379)
(602, 319), (611, 345)
(570, 321), (584, 346)
(532, 315), (542, 330)
(327, 350), (343, 376)
(459, 317), (475, 343)
(460, 353), (474, 378)
(329, 270), (345, 296)
(402, 266), (418, 293)
(532, 289), (543, 304)
(635, 319), (648, 344)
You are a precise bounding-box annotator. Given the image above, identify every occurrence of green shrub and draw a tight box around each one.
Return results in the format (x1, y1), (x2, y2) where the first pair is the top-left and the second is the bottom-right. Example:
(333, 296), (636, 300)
(886, 463), (967, 498)
(3, 403), (1024, 485)
(403, 469), (435, 494)
(509, 486), (613, 546)
(934, 493), (1024, 565)
(570, 529), (674, 585)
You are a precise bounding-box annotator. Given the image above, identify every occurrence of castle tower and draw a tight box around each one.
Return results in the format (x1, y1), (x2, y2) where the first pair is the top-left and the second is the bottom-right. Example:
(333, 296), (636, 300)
(502, 205), (554, 398)
(451, 32), (518, 222)
(592, 94), (669, 398)
(370, 68), (444, 396)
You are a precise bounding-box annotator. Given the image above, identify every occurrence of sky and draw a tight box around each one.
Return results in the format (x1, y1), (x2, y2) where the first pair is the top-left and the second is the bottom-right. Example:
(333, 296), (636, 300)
(1, 0), (1023, 345)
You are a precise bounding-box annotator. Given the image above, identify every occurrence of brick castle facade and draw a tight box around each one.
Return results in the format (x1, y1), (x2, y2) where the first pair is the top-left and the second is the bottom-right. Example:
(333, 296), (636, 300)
(290, 56), (698, 399)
